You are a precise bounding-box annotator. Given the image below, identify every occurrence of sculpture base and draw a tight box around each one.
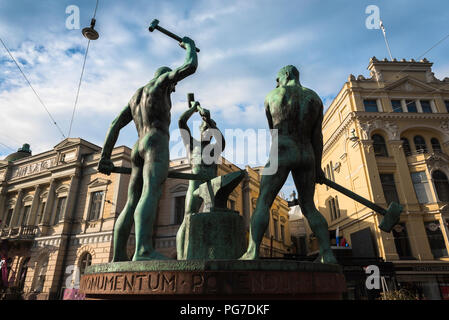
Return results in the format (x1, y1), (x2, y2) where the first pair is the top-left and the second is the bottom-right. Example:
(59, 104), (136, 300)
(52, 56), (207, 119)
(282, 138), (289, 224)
(80, 260), (346, 300)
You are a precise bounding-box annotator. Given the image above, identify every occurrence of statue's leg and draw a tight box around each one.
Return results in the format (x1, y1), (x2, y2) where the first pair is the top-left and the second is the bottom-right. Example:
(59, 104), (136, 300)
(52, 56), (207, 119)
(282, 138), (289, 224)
(240, 164), (290, 260)
(112, 144), (143, 262)
(176, 180), (202, 260)
(132, 133), (169, 261)
(292, 168), (337, 264)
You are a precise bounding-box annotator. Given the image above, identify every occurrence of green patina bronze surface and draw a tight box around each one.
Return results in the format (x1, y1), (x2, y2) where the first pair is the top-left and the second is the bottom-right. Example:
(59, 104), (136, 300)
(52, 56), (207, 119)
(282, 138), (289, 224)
(240, 65), (337, 264)
(84, 259), (343, 274)
(176, 98), (227, 259)
(97, 36), (198, 262)
(183, 210), (246, 260)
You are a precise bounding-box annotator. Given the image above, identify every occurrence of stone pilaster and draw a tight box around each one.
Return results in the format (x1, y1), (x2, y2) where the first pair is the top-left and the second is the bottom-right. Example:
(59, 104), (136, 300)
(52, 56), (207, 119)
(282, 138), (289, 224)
(0, 185), (7, 228)
(10, 189), (24, 227)
(62, 174), (79, 222)
(40, 179), (56, 226)
(29, 185), (41, 226)
(388, 140), (419, 206)
(406, 215), (434, 260)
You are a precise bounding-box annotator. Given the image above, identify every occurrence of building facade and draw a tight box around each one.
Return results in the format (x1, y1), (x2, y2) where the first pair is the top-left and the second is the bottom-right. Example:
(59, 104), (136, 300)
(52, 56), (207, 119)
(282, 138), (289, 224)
(313, 57), (449, 299)
(0, 138), (292, 299)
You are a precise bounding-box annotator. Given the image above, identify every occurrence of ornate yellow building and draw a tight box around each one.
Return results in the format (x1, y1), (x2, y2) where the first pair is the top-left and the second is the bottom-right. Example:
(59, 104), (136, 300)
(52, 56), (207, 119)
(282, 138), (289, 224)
(0, 138), (292, 300)
(314, 57), (449, 299)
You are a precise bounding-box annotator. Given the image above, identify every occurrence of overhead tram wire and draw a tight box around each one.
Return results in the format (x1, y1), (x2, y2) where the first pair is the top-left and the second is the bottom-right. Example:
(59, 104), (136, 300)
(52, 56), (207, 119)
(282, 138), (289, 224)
(0, 38), (66, 140)
(67, 0), (100, 138)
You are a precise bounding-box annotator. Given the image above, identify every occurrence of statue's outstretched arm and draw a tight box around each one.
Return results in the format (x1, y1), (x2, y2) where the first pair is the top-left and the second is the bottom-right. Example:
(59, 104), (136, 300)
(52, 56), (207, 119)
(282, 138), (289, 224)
(158, 37), (198, 86)
(178, 101), (198, 150)
(100, 104), (132, 160)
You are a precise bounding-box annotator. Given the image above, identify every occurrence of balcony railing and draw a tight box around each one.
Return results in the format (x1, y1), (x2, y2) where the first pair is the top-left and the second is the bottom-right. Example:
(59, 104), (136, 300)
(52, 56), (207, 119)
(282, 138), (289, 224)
(0, 225), (39, 240)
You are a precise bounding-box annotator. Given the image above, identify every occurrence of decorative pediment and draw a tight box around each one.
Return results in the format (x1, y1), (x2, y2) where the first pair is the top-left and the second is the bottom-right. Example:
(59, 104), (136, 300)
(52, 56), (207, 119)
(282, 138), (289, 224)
(385, 76), (439, 93)
(87, 178), (111, 189)
(54, 138), (81, 151)
(22, 195), (34, 203)
(55, 184), (70, 196)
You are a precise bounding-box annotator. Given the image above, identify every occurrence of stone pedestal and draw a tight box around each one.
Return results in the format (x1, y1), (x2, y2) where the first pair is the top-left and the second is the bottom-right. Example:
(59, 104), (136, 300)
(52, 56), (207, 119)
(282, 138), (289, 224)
(184, 210), (246, 259)
(80, 260), (346, 300)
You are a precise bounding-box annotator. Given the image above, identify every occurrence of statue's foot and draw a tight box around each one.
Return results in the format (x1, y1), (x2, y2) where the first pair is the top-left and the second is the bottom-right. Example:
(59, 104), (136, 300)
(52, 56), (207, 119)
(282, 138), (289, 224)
(314, 250), (338, 264)
(111, 254), (129, 262)
(132, 250), (170, 261)
(239, 249), (258, 260)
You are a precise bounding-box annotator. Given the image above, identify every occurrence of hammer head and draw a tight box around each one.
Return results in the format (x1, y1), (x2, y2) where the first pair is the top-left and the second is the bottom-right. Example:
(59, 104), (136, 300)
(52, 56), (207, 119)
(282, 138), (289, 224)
(148, 19), (159, 32)
(379, 202), (403, 233)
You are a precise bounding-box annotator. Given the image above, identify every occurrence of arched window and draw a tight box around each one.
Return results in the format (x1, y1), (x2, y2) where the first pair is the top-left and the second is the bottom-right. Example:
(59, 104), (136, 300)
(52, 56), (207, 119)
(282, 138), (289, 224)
(79, 252), (92, 275)
(414, 135), (427, 154)
(432, 170), (449, 202)
(401, 137), (412, 156)
(372, 134), (388, 157)
(431, 138), (442, 153)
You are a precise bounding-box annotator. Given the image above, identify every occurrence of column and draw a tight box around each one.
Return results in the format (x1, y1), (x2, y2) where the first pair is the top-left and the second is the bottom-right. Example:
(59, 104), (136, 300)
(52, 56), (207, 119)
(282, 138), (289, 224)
(10, 189), (24, 228)
(40, 179), (56, 226)
(29, 185), (41, 226)
(0, 186), (7, 228)
(62, 174), (79, 222)
(406, 215), (433, 260)
(388, 140), (419, 206)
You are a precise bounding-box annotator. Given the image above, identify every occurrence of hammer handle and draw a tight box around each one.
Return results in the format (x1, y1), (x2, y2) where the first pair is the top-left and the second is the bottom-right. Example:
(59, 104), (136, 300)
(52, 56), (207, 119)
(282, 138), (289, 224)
(110, 166), (208, 181)
(154, 25), (200, 52)
(323, 178), (387, 216)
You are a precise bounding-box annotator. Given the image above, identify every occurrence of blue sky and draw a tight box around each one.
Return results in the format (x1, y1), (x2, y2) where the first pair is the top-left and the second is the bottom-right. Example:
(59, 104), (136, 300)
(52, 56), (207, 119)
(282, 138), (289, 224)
(1, 0), (449, 196)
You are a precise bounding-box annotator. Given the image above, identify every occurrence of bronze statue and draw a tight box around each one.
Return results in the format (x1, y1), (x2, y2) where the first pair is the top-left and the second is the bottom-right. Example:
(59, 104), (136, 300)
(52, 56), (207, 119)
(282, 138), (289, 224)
(176, 95), (225, 259)
(97, 37), (198, 261)
(240, 65), (337, 264)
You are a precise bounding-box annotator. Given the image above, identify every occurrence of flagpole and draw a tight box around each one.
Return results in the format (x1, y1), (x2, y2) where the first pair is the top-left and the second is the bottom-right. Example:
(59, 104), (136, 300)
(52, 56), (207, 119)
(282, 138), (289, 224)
(380, 20), (393, 60)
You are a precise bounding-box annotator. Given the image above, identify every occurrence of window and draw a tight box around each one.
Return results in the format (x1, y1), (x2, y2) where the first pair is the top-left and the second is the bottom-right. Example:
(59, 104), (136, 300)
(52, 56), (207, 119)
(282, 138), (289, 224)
(335, 196), (341, 219)
(424, 221), (448, 258)
(273, 218), (279, 240)
(329, 161), (335, 182)
(414, 135), (427, 154)
(53, 197), (67, 225)
(5, 208), (13, 228)
(431, 138), (442, 153)
(79, 252), (92, 275)
(411, 172), (433, 204)
(406, 100), (417, 113)
(174, 195), (185, 225)
(432, 170), (449, 202)
(380, 174), (400, 205)
(392, 223), (413, 259)
(420, 100), (432, 113)
(363, 99), (378, 112)
(445, 101), (449, 113)
(401, 137), (412, 156)
(228, 199), (236, 211)
(88, 191), (104, 221)
(372, 134), (388, 157)
(21, 205), (31, 226)
(280, 224), (285, 243)
(328, 197), (340, 221)
(391, 100), (403, 112)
